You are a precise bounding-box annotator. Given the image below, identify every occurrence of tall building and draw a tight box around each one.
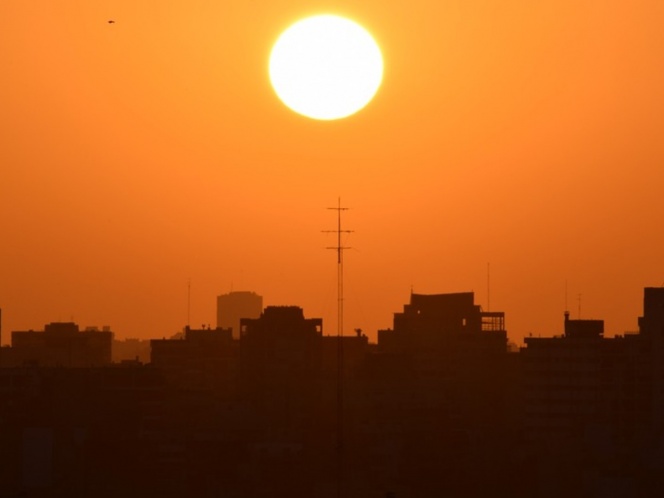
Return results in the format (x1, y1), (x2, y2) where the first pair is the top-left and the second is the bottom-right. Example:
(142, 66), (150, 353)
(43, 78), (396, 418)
(638, 287), (664, 438)
(521, 313), (608, 440)
(217, 291), (263, 339)
(377, 292), (509, 420)
(369, 292), (512, 495)
(238, 306), (324, 443)
(639, 287), (664, 338)
(517, 296), (662, 495)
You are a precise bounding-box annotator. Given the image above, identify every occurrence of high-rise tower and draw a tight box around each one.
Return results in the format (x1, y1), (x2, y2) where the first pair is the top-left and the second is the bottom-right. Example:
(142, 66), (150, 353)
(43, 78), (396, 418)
(216, 291), (263, 340)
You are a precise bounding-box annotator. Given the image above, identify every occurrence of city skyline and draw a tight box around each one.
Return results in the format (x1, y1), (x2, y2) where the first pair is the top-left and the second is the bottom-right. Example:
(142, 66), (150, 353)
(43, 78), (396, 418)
(1, 283), (660, 348)
(2, 1), (663, 345)
(2, 288), (664, 496)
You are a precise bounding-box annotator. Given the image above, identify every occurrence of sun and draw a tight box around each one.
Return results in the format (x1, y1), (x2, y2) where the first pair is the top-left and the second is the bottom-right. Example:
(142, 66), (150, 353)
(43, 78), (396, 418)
(269, 15), (383, 121)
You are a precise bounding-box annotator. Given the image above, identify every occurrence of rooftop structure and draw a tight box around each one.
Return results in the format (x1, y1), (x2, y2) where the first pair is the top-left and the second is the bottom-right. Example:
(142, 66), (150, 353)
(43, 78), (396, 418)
(378, 292), (508, 359)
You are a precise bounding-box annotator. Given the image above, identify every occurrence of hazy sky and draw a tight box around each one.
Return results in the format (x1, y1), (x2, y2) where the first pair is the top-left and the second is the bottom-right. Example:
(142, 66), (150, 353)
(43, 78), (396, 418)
(1, 1), (663, 344)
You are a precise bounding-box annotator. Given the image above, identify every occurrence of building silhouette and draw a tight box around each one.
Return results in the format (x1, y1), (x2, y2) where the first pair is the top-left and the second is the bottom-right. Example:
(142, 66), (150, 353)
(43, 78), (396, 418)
(112, 337), (151, 364)
(238, 306), (327, 496)
(216, 291), (263, 339)
(521, 313), (614, 442)
(518, 291), (664, 496)
(639, 287), (664, 438)
(378, 291), (506, 355)
(0, 362), (166, 496)
(150, 325), (236, 392)
(2, 287), (664, 497)
(2, 322), (113, 367)
(367, 292), (514, 496)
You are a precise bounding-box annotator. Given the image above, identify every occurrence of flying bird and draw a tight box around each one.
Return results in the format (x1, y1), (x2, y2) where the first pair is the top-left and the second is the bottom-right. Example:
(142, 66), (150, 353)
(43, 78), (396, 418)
(108, 20), (115, 24)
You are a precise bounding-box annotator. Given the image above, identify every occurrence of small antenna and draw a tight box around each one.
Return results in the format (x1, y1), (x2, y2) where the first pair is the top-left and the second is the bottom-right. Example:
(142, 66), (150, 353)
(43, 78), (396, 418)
(487, 262), (491, 311)
(577, 293), (582, 319)
(564, 279), (568, 313)
(187, 279), (191, 328)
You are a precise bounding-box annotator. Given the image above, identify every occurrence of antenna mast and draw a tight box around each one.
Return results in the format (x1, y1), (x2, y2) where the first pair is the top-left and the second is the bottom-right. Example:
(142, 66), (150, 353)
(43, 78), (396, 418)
(487, 262), (491, 311)
(323, 197), (352, 498)
(324, 198), (352, 337)
(565, 279), (568, 313)
(187, 278), (191, 329)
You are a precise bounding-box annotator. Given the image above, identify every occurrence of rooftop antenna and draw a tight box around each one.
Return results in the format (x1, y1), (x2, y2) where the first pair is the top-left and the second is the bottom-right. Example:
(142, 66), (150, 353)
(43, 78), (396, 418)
(324, 197), (353, 337)
(577, 293), (582, 319)
(323, 197), (352, 498)
(487, 262), (491, 311)
(187, 278), (191, 328)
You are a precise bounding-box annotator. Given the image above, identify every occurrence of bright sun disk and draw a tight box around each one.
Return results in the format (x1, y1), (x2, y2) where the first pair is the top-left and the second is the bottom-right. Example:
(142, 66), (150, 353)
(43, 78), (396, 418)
(269, 15), (383, 120)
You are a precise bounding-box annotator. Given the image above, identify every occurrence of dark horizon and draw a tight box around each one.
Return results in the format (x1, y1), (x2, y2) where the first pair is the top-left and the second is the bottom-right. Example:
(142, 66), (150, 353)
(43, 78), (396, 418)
(1, 287), (664, 496)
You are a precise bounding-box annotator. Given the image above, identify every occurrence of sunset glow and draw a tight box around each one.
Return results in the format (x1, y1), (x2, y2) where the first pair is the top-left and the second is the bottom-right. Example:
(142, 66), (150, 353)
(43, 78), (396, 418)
(1, 1), (663, 346)
(2, 3), (664, 494)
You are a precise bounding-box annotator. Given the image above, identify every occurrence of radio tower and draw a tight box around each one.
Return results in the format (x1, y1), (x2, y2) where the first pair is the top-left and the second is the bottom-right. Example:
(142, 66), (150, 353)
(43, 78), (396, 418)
(325, 198), (353, 337)
(323, 197), (352, 498)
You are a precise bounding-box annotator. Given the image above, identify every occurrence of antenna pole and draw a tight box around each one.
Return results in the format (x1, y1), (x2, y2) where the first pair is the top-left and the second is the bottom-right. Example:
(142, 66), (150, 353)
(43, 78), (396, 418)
(187, 279), (191, 328)
(487, 262), (491, 311)
(324, 198), (352, 337)
(323, 197), (352, 498)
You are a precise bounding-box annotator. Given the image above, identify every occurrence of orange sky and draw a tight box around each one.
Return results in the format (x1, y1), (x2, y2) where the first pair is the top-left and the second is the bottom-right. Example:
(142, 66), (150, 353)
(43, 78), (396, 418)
(1, 1), (663, 345)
